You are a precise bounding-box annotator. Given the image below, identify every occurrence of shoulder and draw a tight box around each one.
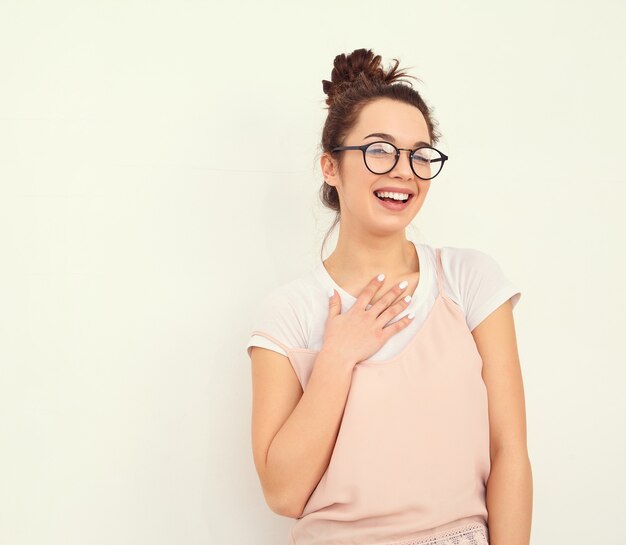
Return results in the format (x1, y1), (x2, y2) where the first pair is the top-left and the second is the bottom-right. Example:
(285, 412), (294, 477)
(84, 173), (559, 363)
(440, 245), (514, 286)
(440, 245), (500, 271)
(417, 243), (495, 272)
(251, 272), (315, 351)
(254, 279), (310, 322)
(438, 245), (522, 332)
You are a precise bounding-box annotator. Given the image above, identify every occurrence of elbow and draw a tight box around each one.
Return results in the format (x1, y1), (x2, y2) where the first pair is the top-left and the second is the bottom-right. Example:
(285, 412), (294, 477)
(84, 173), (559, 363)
(257, 461), (305, 518)
(277, 503), (304, 519)
(265, 490), (303, 519)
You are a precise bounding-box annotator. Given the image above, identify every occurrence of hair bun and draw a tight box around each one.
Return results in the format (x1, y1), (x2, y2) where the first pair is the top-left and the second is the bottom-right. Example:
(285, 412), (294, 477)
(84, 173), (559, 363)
(322, 48), (413, 107)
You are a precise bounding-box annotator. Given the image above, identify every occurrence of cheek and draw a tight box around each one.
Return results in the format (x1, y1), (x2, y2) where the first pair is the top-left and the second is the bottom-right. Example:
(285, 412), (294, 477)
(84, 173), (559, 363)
(415, 182), (430, 198)
(342, 174), (378, 202)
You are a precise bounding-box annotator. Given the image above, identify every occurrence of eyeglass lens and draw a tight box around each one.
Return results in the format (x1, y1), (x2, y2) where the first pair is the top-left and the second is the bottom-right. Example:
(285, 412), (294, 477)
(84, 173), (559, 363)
(365, 142), (443, 179)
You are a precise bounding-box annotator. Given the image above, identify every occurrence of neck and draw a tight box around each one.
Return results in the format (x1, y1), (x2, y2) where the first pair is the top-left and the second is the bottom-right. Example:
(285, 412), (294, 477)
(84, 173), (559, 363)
(323, 232), (419, 290)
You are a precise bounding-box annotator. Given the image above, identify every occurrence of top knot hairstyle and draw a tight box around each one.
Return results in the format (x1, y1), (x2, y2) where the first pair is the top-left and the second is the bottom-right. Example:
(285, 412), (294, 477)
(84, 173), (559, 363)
(318, 48), (442, 258)
(321, 48), (411, 108)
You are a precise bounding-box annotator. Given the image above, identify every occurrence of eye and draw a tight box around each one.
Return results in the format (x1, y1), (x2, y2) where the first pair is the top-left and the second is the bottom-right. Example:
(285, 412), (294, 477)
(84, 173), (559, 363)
(412, 148), (433, 163)
(366, 142), (396, 156)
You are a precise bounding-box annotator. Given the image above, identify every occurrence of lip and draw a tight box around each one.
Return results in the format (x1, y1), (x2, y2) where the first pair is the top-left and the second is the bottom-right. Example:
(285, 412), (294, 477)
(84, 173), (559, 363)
(373, 191), (414, 211)
(372, 186), (415, 196)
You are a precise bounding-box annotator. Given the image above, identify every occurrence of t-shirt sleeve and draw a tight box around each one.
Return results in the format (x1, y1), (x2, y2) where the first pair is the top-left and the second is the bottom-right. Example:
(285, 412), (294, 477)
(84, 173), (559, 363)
(444, 247), (522, 332)
(246, 283), (309, 360)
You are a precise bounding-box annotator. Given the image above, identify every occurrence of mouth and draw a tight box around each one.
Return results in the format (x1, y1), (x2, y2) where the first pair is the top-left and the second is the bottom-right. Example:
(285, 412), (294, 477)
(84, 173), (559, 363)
(372, 190), (414, 210)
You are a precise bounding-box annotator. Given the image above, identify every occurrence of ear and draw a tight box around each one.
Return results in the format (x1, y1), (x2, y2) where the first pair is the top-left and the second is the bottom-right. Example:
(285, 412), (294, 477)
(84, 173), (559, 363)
(320, 152), (340, 188)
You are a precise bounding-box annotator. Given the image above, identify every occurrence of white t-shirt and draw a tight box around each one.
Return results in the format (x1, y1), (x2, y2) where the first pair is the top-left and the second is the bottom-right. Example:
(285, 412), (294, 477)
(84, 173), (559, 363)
(246, 242), (521, 361)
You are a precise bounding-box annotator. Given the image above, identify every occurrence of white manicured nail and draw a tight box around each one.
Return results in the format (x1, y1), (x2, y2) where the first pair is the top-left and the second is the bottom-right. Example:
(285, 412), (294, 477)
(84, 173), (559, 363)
(404, 295), (411, 303)
(327, 288), (334, 298)
(407, 312), (415, 319)
(377, 273), (385, 281)
(399, 280), (409, 289)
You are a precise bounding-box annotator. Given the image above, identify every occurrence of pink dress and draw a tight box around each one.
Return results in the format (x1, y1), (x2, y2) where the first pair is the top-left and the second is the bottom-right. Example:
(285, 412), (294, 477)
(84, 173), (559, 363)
(251, 248), (491, 545)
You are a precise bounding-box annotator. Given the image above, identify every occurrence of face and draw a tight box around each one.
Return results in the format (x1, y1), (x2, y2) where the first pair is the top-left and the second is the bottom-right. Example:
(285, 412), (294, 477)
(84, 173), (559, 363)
(321, 98), (433, 237)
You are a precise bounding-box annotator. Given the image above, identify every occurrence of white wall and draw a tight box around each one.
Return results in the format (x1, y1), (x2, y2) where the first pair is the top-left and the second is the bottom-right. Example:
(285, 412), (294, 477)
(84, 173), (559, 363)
(1, 1), (624, 544)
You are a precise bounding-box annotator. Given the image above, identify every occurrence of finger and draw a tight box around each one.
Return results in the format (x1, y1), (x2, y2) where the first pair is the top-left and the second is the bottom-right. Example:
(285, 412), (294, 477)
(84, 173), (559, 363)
(377, 295), (413, 327)
(327, 288), (341, 316)
(370, 279), (410, 316)
(354, 273), (385, 310)
(381, 312), (415, 340)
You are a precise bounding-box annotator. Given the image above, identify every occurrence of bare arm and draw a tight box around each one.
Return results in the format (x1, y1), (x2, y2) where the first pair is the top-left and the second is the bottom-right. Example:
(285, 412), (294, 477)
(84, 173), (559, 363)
(251, 276), (414, 518)
(251, 346), (354, 518)
(472, 299), (533, 544)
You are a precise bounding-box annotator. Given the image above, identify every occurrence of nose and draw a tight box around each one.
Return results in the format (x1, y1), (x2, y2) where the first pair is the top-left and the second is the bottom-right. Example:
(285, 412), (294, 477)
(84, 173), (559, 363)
(391, 148), (415, 179)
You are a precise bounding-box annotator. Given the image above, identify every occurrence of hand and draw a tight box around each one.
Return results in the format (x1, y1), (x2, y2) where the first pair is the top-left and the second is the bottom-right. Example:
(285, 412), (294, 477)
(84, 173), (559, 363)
(323, 273), (414, 367)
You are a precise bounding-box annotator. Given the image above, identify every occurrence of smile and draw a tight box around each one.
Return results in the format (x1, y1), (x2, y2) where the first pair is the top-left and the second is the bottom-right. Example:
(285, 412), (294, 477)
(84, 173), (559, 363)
(373, 191), (414, 211)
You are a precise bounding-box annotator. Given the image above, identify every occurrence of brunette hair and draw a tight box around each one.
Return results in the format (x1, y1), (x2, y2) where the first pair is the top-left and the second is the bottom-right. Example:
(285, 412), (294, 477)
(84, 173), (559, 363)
(318, 48), (442, 260)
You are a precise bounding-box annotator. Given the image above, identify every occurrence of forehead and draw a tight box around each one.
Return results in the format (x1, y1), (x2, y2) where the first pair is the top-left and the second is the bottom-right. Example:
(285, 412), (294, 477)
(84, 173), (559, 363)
(351, 98), (429, 141)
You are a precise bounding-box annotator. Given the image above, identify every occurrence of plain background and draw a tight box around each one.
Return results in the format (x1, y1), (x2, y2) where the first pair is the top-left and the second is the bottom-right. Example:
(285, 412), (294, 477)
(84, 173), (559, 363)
(1, 1), (625, 544)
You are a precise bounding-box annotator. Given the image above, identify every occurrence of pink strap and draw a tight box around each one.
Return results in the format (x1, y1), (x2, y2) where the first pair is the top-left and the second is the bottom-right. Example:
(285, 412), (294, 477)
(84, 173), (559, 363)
(435, 248), (444, 296)
(250, 330), (291, 353)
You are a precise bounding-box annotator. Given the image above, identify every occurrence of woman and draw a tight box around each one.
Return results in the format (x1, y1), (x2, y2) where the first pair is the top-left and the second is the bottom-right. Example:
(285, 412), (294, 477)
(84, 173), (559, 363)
(247, 48), (532, 545)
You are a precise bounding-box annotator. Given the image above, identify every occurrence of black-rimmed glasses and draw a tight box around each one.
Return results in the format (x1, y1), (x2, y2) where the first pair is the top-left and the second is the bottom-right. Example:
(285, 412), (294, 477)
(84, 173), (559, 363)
(331, 141), (449, 180)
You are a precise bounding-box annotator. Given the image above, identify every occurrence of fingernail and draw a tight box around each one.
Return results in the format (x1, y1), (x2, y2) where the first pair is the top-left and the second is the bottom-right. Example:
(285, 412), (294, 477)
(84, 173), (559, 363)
(407, 312), (415, 319)
(399, 280), (409, 289)
(377, 273), (385, 281)
(404, 295), (411, 303)
(327, 288), (334, 298)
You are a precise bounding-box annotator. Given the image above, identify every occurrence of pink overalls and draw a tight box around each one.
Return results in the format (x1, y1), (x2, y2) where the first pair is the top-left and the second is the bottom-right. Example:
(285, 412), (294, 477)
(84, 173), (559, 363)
(252, 248), (491, 545)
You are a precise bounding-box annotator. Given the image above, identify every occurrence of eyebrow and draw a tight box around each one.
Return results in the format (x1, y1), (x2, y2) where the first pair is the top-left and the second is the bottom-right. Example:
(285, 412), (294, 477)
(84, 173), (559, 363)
(363, 132), (431, 147)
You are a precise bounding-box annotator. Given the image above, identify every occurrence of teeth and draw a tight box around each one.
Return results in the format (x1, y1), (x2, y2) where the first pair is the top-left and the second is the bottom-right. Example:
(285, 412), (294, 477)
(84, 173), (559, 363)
(375, 191), (410, 201)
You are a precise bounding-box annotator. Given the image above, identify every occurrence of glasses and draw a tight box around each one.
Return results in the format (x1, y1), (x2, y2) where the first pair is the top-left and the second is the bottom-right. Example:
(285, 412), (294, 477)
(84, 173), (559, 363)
(331, 141), (449, 180)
